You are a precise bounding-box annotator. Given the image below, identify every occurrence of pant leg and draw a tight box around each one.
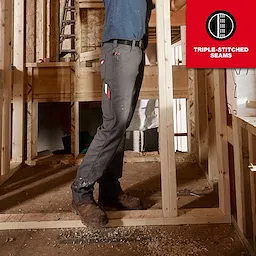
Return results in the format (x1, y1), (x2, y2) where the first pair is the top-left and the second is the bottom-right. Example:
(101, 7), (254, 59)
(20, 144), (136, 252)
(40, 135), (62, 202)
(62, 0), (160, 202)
(97, 134), (126, 197)
(72, 42), (144, 203)
(101, 52), (145, 180)
(98, 52), (145, 197)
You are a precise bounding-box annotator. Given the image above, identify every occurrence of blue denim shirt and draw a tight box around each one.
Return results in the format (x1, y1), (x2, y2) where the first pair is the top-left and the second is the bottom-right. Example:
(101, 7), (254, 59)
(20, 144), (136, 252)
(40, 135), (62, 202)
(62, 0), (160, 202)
(102, 0), (154, 43)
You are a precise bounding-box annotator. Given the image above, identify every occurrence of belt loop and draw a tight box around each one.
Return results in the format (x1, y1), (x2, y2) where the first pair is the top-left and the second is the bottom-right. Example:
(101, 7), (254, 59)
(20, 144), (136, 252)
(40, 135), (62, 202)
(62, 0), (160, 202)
(132, 40), (136, 50)
(113, 39), (118, 48)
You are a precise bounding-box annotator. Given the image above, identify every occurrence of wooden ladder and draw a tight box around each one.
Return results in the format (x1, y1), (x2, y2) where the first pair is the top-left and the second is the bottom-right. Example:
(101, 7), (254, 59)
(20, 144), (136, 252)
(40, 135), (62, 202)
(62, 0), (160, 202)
(59, 0), (76, 59)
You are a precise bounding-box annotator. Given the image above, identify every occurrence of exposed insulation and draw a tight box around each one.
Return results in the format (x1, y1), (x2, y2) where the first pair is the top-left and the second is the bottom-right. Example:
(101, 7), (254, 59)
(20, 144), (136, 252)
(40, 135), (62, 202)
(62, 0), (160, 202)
(81, 9), (104, 52)
(188, 68), (196, 154)
(26, 0), (36, 62)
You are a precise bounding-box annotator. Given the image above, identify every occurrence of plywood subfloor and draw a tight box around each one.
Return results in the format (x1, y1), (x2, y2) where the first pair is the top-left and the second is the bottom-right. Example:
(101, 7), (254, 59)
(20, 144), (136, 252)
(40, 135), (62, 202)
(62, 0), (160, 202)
(0, 153), (217, 214)
(0, 224), (249, 256)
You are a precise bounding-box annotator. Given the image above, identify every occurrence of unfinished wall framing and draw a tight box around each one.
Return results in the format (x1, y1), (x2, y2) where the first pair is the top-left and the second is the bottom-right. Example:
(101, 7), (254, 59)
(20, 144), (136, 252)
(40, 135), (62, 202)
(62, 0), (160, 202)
(0, 0), (23, 184)
(0, 2), (256, 255)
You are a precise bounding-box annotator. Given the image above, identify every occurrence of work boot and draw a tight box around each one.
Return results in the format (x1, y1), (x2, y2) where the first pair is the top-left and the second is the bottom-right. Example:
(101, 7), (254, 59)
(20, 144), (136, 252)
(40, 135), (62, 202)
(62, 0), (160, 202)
(98, 190), (143, 210)
(72, 199), (109, 228)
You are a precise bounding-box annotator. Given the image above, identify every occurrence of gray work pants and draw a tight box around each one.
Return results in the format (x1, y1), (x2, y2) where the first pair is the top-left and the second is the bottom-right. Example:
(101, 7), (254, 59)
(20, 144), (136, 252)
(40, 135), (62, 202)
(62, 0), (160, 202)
(72, 40), (145, 203)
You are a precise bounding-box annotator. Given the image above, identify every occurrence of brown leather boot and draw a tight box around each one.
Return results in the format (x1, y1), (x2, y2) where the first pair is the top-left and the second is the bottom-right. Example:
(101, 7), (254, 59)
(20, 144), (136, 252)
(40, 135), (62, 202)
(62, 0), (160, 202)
(72, 199), (108, 228)
(98, 191), (143, 210)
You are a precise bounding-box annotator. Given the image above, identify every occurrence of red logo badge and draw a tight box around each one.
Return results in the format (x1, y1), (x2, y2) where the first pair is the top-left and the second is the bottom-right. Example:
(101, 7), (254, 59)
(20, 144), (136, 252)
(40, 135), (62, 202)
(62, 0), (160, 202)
(187, 0), (256, 68)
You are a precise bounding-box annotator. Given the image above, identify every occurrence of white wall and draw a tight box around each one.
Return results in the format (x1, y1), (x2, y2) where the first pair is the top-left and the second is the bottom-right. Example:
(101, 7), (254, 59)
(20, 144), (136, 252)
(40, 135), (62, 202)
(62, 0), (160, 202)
(227, 69), (256, 117)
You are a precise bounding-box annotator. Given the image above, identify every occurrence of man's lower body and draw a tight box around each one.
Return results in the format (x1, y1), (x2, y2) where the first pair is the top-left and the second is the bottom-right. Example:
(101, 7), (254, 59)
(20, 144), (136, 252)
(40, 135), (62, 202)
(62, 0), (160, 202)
(71, 40), (145, 227)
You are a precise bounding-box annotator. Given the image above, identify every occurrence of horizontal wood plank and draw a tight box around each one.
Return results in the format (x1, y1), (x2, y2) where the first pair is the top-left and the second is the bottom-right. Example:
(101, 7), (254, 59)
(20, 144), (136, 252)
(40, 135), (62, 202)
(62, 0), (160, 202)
(76, 65), (189, 101)
(26, 62), (74, 68)
(25, 65), (188, 102)
(149, 7), (186, 27)
(238, 117), (256, 137)
(0, 208), (230, 230)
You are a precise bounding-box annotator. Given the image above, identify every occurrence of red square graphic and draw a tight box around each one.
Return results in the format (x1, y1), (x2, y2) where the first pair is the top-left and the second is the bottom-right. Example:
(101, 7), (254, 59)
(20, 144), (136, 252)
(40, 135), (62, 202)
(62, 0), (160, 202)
(186, 0), (256, 68)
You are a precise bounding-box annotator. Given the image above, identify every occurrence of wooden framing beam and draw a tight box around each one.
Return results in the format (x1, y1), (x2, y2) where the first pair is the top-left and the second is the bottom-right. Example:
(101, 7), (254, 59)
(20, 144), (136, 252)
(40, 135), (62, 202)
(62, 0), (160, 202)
(37, 0), (47, 60)
(12, 0), (25, 163)
(1, 0), (12, 175)
(72, 0), (81, 157)
(76, 65), (189, 101)
(80, 49), (101, 62)
(228, 115), (256, 254)
(0, 208), (230, 230)
(48, 0), (59, 61)
(180, 25), (191, 154)
(248, 133), (256, 251)
(156, 0), (177, 217)
(0, 1), (4, 173)
(237, 117), (256, 137)
(22, 64), (188, 104)
(26, 65), (72, 102)
(26, 68), (38, 163)
(241, 127), (254, 245)
(214, 69), (231, 216)
(78, 0), (103, 8)
(206, 69), (218, 182)
(180, 26), (186, 65)
(150, 7), (186, 27)
(227, 126), (233, 145)
(233, 115), (247, 235)
(26, 62), (73, 68)
(195, 69), (208, 164)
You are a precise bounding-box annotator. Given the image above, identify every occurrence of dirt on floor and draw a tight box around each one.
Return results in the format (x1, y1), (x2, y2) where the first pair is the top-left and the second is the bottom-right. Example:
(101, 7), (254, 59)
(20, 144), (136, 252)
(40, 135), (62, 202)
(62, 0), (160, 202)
(0, 152), (217, 214)
(0, 224), (249, 256)
(0, 152), (250, 255)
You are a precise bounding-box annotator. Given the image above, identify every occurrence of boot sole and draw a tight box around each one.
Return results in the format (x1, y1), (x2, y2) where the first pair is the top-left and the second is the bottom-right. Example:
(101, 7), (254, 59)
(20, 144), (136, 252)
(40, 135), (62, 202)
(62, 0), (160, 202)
(72, 206), (109, 228)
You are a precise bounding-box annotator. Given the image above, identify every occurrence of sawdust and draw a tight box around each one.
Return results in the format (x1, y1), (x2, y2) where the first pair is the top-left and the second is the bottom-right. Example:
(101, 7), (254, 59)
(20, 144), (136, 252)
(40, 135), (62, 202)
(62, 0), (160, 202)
(147, 235), (209, 256)
(0, 224), (250, 256)
(56, 225), (249, 256)
(59, 226), (152, 244)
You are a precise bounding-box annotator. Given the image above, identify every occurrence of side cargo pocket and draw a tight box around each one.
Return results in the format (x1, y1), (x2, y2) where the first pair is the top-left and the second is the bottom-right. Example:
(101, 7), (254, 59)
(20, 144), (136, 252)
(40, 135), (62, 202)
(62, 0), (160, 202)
(100, 53), (106, 81)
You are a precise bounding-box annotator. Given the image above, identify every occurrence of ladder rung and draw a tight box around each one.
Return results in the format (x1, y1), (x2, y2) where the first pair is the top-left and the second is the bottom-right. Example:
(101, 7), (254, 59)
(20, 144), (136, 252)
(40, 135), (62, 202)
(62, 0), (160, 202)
(60, 2), (75, 54)
(62, 20), (75, 24)
(61, 49), (76, 53)
(59, 50), (76, 58)
(60, 34), (75, 38)
(65, 6), (75, 11)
